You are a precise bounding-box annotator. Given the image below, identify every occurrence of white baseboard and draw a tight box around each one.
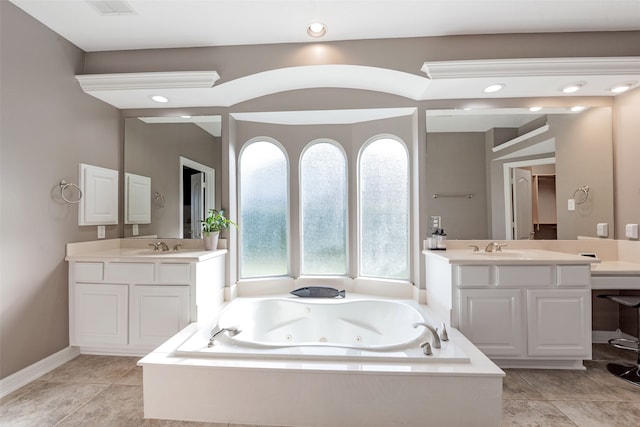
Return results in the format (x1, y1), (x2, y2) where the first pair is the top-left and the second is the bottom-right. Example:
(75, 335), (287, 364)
(0, 346), (80, 399)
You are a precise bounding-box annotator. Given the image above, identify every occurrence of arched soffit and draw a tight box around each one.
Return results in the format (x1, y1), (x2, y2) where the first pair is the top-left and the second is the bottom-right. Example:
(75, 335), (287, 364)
(214, 65), (431, 106)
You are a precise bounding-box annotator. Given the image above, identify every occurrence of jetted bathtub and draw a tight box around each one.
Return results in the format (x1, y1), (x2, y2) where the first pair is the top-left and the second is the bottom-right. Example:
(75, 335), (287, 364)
(142, 294), (503, 426)
(176, 296), (469, 363)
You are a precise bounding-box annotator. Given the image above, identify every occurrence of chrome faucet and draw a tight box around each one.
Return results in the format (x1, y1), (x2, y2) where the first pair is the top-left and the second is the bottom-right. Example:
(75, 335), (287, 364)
(413, 322), (441, 349)
(484, 242), (507, 252)
(148, 241), (170, 251)
(207, 326), (242, 347)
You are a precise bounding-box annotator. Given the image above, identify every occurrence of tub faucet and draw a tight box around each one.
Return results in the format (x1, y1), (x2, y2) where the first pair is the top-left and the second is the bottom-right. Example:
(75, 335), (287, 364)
(413, 322), (441, 349)
(207, 326), (242, 347)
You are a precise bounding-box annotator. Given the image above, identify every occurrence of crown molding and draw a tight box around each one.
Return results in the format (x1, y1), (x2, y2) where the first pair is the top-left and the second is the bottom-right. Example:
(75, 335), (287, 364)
(75, 71), (220, 91)
(421, 57), (640, 79)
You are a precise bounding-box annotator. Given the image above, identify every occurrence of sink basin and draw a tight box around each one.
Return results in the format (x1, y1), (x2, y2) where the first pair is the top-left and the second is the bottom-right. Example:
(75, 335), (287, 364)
(474, 250), (525, 256)
(120, 248), (202, 256)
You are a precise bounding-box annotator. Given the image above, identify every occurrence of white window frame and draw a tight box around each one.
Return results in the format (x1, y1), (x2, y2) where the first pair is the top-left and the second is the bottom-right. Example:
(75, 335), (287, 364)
(356, 135), (411, 281)
(299, 139), (349, 277)
(238, 137), (291, 279)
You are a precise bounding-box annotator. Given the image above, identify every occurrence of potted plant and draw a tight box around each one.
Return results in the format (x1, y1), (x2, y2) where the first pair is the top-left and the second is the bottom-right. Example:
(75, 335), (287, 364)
(200, 209), (237, 250)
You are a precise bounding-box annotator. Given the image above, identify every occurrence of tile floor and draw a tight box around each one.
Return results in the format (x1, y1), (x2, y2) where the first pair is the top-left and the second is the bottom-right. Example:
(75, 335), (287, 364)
(1, 344), (639, 426)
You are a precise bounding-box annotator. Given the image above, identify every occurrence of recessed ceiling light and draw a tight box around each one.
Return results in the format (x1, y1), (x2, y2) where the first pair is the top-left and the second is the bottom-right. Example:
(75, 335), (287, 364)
(87, 0), (136, 16)
(610, 83), (633, 94)
(307, 22), (327, 38)
(483, 84), (504, 93)
(180, 115), (192, 119)
(529, 107), (543, 112)
(570, 106), (586, 112)
(562, 83), (583, 94)
(151, 95), (169, 103)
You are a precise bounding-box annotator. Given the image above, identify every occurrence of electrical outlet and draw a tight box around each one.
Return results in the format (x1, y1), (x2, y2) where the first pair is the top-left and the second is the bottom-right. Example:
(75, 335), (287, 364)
(596, 223), (608, 237)
(430, 216), (441, 230)
(568, 199), (576, 211)
(132, 224), (139, 236)
(626, 223), (639, 239)
(97, 225), (106, 239)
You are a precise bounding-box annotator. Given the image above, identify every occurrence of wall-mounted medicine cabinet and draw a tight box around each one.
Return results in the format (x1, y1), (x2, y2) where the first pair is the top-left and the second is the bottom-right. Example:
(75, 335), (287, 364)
(125, 172), (151, 224)
(78, 163), (119, 226)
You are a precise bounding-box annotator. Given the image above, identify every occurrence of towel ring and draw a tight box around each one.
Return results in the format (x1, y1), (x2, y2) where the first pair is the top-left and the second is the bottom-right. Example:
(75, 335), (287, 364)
(573, 185), (589, 204)
(59, 180), (82, 204)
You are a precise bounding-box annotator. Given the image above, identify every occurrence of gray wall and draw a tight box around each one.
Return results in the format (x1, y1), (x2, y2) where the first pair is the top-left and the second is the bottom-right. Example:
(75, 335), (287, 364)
(0, 2), (120, 378)
(553, 108), (614, 239)
(425, 132), (488, 239)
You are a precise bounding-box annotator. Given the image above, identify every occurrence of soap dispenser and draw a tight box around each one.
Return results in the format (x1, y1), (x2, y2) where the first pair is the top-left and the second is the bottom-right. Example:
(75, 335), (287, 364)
(435, 228), (447, 250)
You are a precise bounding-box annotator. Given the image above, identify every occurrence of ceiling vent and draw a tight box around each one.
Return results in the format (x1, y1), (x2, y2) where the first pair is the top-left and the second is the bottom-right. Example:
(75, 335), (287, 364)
(87, 0), (136, 16)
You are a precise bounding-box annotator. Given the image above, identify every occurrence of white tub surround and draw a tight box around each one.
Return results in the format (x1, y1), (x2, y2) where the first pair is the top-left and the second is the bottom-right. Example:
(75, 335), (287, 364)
(139, 296), (503, 426)
(424, 248), (598, 369)
(65, 239), (227, 355)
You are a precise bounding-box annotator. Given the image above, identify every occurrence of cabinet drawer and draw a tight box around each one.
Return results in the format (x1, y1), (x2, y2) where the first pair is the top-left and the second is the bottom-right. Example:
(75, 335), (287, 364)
(109, 262), (154, 283)
(158, 263), (191, 284)
(74, 262), (104, 282)
(456, 265), (492, 288)
(496, 265), (553, 287)
(557, 265), (590, 287)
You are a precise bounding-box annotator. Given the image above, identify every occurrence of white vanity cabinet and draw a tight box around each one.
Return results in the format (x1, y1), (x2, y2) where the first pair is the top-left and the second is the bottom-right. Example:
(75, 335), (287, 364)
(425, 250), (594, 369)
(67, 243), (226, 355)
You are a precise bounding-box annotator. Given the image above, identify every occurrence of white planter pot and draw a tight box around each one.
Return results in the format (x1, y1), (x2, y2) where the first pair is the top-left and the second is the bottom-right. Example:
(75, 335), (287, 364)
(203, 231), (220, 251)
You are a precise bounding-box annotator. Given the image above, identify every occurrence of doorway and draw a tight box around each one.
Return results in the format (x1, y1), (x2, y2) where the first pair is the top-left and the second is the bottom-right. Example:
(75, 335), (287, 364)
(179, 157), (215, 238)
(503, 157), (556, 240)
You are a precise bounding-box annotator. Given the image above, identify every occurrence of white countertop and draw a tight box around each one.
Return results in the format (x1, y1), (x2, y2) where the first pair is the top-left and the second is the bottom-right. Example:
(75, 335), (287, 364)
(423, 248), (599, 265)
(591, 261), (640, 276)
(65, 238), (227, 262)
(65, 247), (227, 262)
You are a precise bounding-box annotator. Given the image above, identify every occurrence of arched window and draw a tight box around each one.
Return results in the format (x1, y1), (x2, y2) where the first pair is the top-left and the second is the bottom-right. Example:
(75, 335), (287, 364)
(358, 137), (409, 280)
(300, 141), (347, 275)
(239, 140), (288, 278)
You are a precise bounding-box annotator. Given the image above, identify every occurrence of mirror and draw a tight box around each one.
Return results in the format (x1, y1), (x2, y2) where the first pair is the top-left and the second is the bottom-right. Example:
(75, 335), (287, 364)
(425, 107), (614, 240)
(124, 116), (222, 238)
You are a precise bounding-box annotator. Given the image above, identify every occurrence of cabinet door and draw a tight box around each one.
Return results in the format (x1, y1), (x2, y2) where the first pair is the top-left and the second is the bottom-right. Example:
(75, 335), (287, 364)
(527, 289), (591, 357)
(459, 289), (525, 357)
(73, 283), (128, 346)
(78, 163), (119, 225)
(130, 285), (190, 347)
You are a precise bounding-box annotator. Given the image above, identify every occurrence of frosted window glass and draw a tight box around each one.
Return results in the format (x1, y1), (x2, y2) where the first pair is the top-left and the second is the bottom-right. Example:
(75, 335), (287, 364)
(359, 138), (409, 280)
(239, 141), (288, 278)
(301, 143), (347, 275)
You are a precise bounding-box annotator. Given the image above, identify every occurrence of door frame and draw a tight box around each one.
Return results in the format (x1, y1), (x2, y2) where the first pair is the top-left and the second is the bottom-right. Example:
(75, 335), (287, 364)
(502, 157), (555, 240)
(179, 156), (215, 238)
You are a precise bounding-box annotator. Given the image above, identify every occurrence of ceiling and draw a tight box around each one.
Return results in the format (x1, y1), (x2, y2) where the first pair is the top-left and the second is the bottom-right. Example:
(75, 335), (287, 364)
(9, 0), (640, 51)
(9, 0), (640, 121)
